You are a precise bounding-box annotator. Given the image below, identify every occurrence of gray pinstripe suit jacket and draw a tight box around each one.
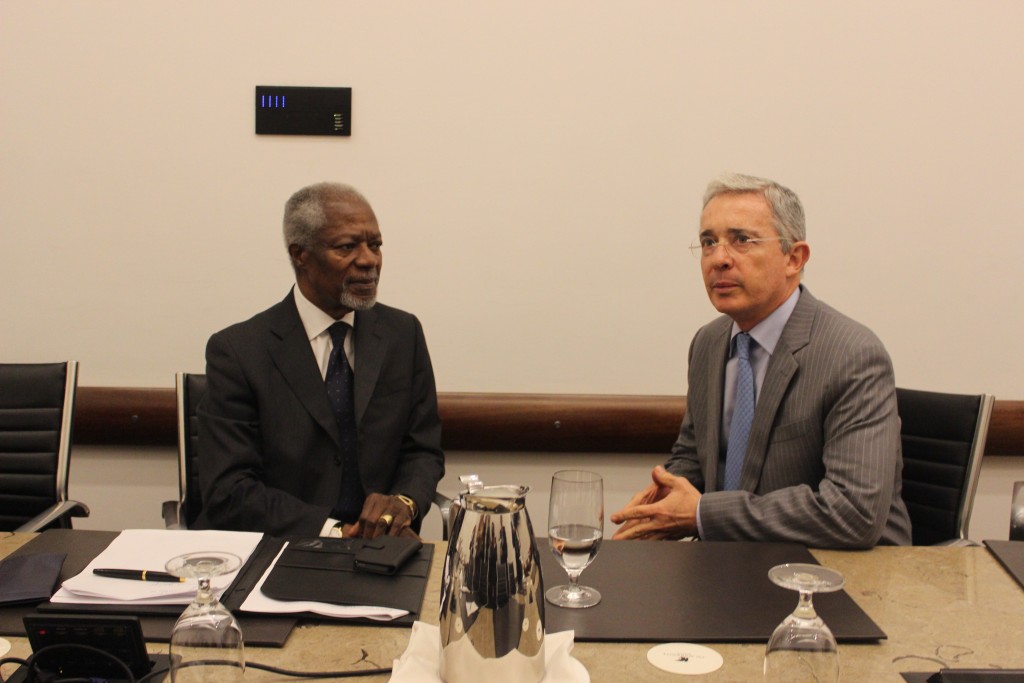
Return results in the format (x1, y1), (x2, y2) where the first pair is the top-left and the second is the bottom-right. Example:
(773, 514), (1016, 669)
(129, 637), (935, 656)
(665, 287), (912, 548)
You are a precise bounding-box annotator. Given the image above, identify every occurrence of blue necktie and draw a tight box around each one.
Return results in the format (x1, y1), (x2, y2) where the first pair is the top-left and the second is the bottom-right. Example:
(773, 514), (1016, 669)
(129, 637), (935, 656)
(724, 332), (755, 491)
(326, 322), (364, 521)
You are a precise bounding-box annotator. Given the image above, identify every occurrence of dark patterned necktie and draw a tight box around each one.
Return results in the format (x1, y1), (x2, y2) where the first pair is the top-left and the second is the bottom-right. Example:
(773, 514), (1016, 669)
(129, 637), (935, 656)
(724, 332), (755, 491)
(326, 322), (364, 521)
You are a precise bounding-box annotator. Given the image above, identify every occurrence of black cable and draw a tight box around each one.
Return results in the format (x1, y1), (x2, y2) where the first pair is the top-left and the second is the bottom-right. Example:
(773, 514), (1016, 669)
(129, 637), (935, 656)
(171, 658), (392, 679)
(4, 643), (135, 683)
(0, 657), (31, 668)
(245, 660), (392, 678)
(2, 649), (391, 682)
(0, 657), (30, 683)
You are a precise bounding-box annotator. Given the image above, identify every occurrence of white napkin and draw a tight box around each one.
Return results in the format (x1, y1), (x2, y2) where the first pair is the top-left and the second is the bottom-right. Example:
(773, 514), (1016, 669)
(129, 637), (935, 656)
(390, 622), (589, 683)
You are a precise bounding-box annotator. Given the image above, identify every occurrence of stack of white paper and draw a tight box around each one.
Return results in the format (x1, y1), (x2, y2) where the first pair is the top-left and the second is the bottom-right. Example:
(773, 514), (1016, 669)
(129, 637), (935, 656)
(52, 529), (263, 606)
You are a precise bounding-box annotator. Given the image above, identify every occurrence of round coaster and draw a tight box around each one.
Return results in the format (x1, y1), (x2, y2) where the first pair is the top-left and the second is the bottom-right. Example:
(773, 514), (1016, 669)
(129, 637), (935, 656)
(0, 637), (10, 657)
(647, 642), (725, 675)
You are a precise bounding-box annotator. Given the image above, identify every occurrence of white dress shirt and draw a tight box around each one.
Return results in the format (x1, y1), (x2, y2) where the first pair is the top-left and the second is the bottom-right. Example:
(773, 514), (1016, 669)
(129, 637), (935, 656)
(292, 286), (356, 377)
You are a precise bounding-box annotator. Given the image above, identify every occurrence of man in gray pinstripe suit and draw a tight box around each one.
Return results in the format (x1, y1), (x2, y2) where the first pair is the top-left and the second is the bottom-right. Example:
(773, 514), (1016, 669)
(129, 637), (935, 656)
(612, 173), (912, 548)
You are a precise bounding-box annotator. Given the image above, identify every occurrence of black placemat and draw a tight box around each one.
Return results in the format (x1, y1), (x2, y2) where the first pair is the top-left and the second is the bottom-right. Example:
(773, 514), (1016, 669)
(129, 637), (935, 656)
(984, 540), (1024, 592)
(539, 540), (885, 643)
(904, 671), (1024, 682)
(0, 529), (296, 646)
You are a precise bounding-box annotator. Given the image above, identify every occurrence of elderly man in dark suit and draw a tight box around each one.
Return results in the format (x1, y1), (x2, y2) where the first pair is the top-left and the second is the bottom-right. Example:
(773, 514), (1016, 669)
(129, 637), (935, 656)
(612, 173), (911, 548)
(196, 182), (444, 539)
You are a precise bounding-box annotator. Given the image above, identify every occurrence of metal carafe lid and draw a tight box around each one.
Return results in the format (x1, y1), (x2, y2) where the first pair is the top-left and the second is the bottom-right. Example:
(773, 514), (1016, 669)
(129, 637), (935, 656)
(462, 484), (531, 514)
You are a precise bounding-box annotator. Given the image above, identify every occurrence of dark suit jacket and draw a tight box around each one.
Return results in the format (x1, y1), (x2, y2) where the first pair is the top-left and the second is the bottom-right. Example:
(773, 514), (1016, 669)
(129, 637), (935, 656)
(194, 292), (445, 536)
(666, 287), (912, 548)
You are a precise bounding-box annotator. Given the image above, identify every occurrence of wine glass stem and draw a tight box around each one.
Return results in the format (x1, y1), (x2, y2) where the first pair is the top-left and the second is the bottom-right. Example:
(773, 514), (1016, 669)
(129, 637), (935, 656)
(565, 569), (584, 595)
(794, 590), (817, 620)
(196, 576), (213, 605)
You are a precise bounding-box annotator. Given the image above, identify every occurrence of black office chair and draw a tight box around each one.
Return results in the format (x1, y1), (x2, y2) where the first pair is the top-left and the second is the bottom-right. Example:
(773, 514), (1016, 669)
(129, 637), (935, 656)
(897, 387), (995, 546)
(0, 361), (90, 532)
(162, 371), (453, 538)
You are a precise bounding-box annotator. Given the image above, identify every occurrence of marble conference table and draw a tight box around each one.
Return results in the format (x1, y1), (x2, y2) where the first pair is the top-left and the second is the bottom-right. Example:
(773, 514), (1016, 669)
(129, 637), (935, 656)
(2, 532), (1024, 682)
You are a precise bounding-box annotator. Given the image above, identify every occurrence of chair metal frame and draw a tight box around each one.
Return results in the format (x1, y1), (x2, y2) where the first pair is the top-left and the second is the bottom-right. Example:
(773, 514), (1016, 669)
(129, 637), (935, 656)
(163, 372), (201, 529)
(7, 361), (90, 532)
(897, 388), (994, 546)
(952, 393), (994, 543)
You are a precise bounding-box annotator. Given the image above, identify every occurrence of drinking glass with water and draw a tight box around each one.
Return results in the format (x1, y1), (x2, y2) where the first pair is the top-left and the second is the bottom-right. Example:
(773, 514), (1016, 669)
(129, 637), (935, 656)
(546, 469), (603, 609)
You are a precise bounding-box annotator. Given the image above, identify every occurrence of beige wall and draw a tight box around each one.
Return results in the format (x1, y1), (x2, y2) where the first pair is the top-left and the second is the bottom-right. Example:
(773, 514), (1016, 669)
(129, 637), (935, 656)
(4, 1), (1022, 538)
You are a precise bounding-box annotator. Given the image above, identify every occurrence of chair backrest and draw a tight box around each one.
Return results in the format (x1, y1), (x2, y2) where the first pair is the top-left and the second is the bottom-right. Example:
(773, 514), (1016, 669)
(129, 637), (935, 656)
(897, 388), (995, 545)
(176, 372), (207, 529)
(0, 361), (79, 531)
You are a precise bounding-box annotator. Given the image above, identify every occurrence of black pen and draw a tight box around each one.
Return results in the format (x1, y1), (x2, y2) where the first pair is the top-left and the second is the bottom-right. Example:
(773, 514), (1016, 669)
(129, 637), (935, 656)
(93, 568), (185, 583)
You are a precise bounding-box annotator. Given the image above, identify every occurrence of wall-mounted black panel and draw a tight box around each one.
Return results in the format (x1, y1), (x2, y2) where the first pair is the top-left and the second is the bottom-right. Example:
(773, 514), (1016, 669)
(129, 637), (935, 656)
(255, 86), (351, 136)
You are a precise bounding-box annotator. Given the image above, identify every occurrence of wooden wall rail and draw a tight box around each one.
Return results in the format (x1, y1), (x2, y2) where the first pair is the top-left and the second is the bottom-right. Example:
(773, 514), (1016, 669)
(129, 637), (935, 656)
(73, 387), (1024, 456)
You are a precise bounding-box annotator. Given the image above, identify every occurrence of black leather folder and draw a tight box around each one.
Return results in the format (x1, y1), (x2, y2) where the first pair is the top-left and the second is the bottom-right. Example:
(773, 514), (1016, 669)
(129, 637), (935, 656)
(260, 537), (432, 617)
(539, 540), (885, 643)
(0, 552), (65, 605)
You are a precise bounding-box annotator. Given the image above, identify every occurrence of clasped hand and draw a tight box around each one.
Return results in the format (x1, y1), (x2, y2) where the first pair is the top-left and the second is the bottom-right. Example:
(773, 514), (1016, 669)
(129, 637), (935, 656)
(610, 466), (701, 540)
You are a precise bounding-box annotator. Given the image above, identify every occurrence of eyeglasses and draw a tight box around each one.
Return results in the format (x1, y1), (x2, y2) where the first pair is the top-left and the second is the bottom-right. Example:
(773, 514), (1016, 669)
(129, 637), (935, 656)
(689, 234), (784, 258)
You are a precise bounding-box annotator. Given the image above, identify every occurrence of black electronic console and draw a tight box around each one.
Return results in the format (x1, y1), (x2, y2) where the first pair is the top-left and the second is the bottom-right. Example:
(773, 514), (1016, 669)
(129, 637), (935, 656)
(7, 614), (169, 683)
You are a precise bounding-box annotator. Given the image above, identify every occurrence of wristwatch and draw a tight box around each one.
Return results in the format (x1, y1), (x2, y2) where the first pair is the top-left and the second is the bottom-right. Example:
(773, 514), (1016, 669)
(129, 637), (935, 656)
(395, 494), (418, 520)
(328, 522), (344, 538)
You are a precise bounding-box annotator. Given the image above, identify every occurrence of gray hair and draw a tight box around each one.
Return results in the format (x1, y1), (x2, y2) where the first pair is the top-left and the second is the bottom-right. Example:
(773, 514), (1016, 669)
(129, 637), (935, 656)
(703, 173), (805, 250)
(283, 182), (371, 250)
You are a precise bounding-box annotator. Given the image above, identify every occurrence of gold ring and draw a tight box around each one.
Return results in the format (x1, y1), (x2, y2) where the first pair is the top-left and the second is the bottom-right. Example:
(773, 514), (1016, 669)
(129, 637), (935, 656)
(380, 514), (394, 528)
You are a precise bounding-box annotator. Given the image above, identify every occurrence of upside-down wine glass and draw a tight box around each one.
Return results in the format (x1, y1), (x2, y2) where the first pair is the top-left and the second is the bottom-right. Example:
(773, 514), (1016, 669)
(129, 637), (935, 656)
(545, 469), (603, 609)
(165, 551), (244, 683)
(763, 563), (845, 683)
